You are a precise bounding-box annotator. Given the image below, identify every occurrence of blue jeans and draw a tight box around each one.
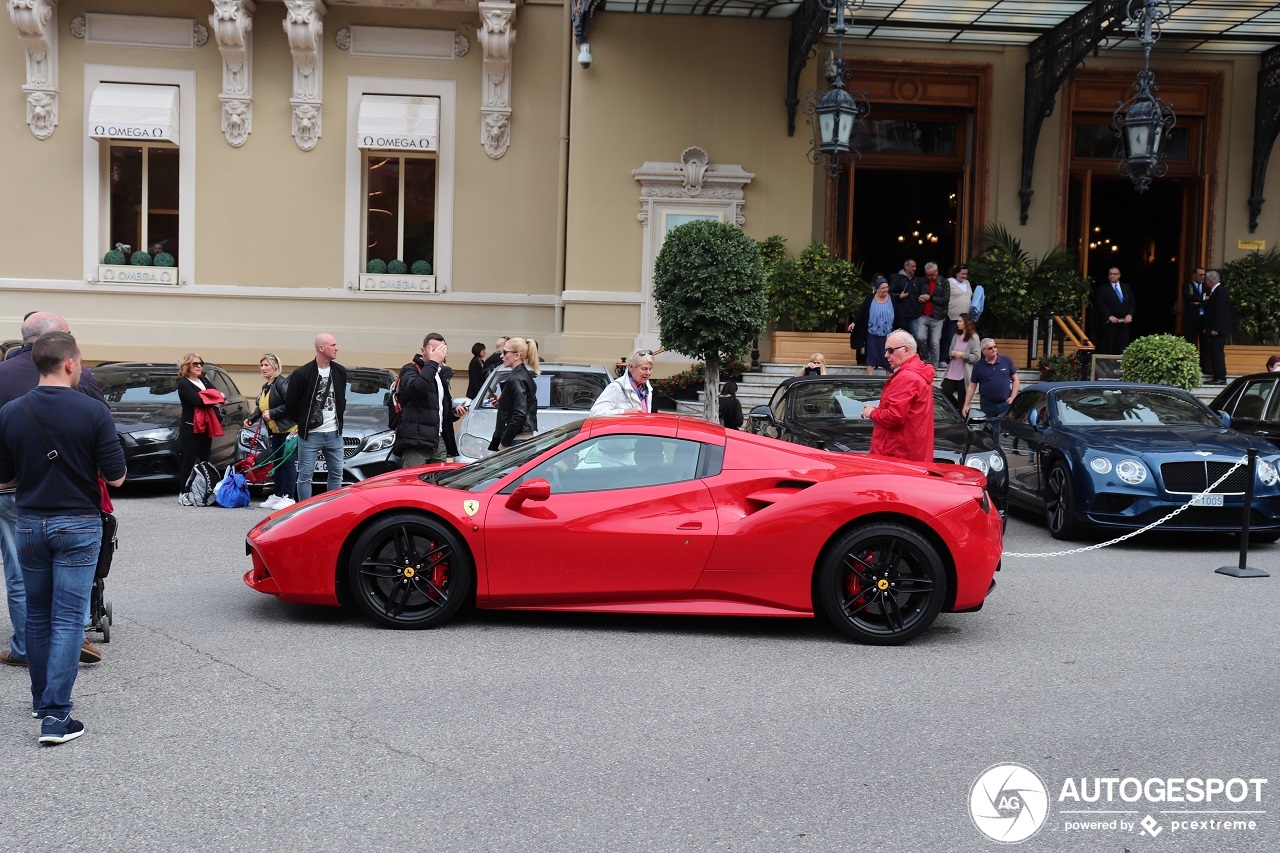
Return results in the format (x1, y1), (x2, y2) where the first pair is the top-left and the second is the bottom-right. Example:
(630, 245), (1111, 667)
(17, 514), (100, 719)
(297, 430), (343, 500)
(0, 491), (24, 660)
(980, 399), (1011, 439)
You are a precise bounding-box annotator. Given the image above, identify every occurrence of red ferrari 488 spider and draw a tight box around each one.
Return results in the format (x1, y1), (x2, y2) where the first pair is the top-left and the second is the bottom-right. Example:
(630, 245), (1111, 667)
(245, 415), (1001, 644)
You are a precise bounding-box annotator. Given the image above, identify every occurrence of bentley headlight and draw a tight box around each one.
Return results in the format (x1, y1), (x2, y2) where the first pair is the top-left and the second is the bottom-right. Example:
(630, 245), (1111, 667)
(361, 429), (396, 453)
(987, 452), (1004, 473)
(1258, 458), (1280, 487)
(965, 456), (989, 475)
(458, 433), (488, 461)
(1090, 456), (1113, 475)
(1116, 458), (1148, 485)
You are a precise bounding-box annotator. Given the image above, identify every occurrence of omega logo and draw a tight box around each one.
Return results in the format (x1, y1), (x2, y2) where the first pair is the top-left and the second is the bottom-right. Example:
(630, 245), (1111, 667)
(94, 125), (165, 138)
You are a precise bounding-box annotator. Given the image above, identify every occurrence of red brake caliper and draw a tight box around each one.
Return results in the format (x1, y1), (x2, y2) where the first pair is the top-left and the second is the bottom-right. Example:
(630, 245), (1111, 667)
(846, 549), (874, 599)
(427, 541), (449, 599)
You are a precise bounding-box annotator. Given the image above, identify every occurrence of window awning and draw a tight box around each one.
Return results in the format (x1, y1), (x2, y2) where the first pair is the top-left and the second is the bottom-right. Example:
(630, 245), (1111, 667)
(357, 95), (440, 152)
(88, 83), (180, 144)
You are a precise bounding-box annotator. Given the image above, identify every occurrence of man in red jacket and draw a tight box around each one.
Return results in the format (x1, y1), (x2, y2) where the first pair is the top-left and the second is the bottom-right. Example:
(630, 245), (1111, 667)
(861, 330), (936, 464)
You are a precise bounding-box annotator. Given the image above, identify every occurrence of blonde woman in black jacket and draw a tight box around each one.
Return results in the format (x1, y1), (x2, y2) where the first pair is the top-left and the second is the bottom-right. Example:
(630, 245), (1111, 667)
(489, 337), (540, 451)
(244, 353), (297, 509)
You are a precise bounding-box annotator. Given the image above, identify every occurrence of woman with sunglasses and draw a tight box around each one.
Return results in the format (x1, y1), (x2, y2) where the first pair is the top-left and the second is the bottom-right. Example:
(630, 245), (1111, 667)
(176, 352), (220, 488)
(488, 337), (541, 451)
(244, 354), (298, 510)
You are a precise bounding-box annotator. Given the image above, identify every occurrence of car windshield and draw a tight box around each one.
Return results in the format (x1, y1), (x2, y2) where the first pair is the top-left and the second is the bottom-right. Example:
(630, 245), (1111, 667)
(1055, 388), (1221, 427)
(347, 370), (393, 407)
(478, 369), (606, 410)
(432, 422), (584, 491)
(95, 367), (179, 404)
(789, 381), (963, 426)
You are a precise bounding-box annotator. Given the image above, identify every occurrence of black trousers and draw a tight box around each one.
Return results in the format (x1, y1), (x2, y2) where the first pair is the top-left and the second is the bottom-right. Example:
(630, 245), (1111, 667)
(1207, 333), (1227, 382)
(1100, 321), (1130, 355)
(178, 423), (213, 487)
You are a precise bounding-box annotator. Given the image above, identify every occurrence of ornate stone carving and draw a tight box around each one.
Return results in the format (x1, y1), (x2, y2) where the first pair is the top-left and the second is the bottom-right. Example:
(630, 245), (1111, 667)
(680, 146), (709, 196)
(210, 0), (255, 147)
(70, 14), (84, 37)
(222, 98), (251, 147)
(476, 2), (514, 159)
(283, 0), (325, 151)
(193, 22), (208, 46)
(335, 26), (349, 50)
(454, 32), (468, 56)
(8, 0), (59, 139)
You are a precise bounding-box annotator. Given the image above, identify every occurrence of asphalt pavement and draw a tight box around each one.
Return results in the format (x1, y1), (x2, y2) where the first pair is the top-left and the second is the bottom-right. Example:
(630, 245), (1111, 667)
(0, 488), (1276, 852)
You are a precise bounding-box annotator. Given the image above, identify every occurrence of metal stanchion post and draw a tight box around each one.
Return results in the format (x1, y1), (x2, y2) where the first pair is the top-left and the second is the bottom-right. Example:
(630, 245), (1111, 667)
(1217, 447), (1270, 578)
(751, 337), (761, 372)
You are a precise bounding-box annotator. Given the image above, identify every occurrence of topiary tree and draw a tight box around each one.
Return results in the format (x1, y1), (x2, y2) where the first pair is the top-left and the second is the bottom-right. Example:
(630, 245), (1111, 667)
(1120, 334), (1202, 390)
(129, 251), (152, 266)
(654, 220), (767, 423)
(366, 258), (387, 274)
(1220, 249), (1280, 345)
(761, 239), (864, 332)
(966, 223), (1091, 338)
(388, 259), (408, 274)
(103, 249), (125, 265)
(153, 252), (176, 268)
(411, 260), (432, 276)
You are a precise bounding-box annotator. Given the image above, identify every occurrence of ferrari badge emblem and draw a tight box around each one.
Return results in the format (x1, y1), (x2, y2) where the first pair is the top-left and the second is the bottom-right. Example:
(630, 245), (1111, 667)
(877, 578), (889, 591)
(463, 500), (480, 517)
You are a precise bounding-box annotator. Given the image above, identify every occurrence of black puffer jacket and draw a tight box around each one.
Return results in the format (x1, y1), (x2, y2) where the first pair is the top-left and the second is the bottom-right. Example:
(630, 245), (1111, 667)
(393, 357), (459, 456)
(489, 364), (538, 450)
(248, 375), (295, 434)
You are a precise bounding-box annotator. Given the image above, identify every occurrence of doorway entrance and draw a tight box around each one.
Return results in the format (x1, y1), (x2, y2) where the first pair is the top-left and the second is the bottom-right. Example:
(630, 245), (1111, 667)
(842, 169), (962, 282)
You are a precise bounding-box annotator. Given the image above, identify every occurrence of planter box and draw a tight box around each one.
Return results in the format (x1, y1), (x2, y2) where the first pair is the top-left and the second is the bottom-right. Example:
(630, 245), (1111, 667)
(769, 331), (855, 365)
(96, 264), (179, 285)
(359, 273), (438, 293)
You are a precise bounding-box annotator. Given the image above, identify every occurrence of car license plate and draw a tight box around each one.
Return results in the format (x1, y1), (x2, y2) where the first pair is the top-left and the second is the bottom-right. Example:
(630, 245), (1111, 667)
(1190, 493), (1223, 507)
(314, 457), (327, 474)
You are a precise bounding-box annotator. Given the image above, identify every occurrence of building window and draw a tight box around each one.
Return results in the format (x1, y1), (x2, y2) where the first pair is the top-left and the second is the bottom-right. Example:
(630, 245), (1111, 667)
(363, 153), (436, 271)
(108, 144), (180, 263)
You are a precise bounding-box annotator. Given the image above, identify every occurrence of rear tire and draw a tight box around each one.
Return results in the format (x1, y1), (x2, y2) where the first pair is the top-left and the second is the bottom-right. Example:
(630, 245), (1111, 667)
(815, 523), (947, 645)
(347, 513), (473, 629)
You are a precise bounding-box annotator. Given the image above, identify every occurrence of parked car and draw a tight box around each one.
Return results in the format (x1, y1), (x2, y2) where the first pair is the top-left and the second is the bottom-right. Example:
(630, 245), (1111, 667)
(1209, 372), (1280, 451)
(454, 363), (610, 462)
(746, 376), (1008, 515)
(95, 361), (251, 484)
(236, 366), (399, 487)
(1000, 382), (1280, 540)
(245, 414), (1002, 645)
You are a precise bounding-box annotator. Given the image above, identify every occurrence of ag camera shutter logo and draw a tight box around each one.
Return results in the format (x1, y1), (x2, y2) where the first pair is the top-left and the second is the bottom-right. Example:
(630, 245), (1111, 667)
(970, 763), (1050, 843)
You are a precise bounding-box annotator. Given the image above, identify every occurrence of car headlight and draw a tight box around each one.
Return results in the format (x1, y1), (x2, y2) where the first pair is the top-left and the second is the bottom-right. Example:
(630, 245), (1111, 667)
(1089, 456), (1113, 475)
(361, 429), (396, 453)
(458, 433), (488, 460)
(1258, 458), (1280, 487)
(131, 427), (179, 445)
(987, 452), (1004, 473)
(965, 456), (989, 475)
(1116, 458), (1147, 485)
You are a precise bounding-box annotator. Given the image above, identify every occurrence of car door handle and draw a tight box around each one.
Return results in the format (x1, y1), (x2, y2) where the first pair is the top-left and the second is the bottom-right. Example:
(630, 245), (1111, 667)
(677, 521), (702, 530)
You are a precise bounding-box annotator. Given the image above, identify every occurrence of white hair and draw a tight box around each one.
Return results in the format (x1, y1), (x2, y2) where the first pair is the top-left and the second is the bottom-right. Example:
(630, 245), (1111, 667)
(887, 330), (917, 353)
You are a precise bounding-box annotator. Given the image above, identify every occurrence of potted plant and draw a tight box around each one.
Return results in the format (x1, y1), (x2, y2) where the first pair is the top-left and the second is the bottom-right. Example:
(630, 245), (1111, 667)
(967, 224), (1091, 340)
(1119, 334), (1202, 391)
(1037, 351), (1087, 381)
(760, 237), (864, 364)
(1221, 249), (1280, 345)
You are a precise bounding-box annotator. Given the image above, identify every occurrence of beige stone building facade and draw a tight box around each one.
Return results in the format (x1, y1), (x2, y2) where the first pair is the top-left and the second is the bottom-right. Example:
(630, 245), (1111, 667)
(2, 1), (1277, 384)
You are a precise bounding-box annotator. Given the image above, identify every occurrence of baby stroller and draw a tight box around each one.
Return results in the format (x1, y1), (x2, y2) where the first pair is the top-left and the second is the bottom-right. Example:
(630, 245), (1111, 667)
(88, 513), (117, 642)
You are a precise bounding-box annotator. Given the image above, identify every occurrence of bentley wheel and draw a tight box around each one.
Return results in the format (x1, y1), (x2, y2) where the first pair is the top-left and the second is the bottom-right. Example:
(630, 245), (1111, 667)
(816, 523), (946, 645)
(1045, 463), (1081, 540)
(348, 513), (473, 629)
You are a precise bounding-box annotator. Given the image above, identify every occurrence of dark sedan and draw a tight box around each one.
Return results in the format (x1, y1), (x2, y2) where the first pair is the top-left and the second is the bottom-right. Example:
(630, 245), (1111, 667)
(1000, 382), (1280, 540)
(746, 375), (1008, 514)
(1209, 372), (1280, 451)
(95, 361), (251, 483)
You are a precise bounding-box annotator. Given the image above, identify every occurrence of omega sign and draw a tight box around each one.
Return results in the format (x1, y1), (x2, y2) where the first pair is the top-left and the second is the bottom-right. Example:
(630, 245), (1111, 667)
(94, 125), (167, 138)
(359, 135), (436, 150)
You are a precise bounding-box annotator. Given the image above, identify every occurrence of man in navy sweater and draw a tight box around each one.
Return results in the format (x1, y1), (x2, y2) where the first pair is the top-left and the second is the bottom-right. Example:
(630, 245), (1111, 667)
(0, 332), (125, 744)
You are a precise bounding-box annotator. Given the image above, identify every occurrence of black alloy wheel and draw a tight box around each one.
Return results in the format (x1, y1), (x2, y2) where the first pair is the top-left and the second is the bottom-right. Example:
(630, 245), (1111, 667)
(348, 513), (473, 629)
(816, 523), (947, 645)
(1045, 463), (1081, 541)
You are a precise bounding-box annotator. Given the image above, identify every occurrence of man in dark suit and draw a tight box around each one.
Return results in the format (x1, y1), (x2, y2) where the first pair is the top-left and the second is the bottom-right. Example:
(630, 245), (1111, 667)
(1203, 270), (1230, 385)
(1097, 267), (1135, 355)
(1182, 267), (1208, 373)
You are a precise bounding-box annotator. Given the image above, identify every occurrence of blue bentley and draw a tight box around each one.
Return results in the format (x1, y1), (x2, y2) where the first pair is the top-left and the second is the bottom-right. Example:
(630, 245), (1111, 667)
(999, 382), (1280, 541)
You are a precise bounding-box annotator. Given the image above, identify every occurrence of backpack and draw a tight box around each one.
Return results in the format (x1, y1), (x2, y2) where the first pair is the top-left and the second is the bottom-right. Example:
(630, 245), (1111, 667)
(179, 461), (219, 507)
(214, 466), (251, 508)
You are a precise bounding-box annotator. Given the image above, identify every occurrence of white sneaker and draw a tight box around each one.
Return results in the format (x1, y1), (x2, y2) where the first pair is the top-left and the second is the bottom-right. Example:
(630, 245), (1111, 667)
(274, 497), (296, 509)
(258, 495), (282, 510)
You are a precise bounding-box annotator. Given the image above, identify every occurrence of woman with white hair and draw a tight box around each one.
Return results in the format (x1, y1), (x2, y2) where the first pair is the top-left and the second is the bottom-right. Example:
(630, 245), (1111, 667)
(590, 349), (655, 416)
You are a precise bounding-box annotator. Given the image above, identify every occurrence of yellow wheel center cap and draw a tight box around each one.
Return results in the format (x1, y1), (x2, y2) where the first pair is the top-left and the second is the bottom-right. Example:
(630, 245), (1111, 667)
(403, 566), (416, 578)
(877, 578), (889, 591)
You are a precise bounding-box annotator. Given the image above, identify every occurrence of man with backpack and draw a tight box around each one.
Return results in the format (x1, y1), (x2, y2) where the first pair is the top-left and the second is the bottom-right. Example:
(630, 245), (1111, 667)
(0, 332), (126, 744)
(0, 312), (108, 669)
(393, 333), (460, 466)
(285, 333), (347, 500)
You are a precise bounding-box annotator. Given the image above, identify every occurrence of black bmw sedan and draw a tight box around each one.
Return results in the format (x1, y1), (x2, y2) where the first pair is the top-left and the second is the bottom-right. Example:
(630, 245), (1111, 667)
(747, 375), (1008, 514)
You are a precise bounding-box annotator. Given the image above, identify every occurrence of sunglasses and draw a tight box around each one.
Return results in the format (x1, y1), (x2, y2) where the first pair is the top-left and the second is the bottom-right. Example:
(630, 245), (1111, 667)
(636, 350), (654, 357)
(503, 349), (519, 355)
(192, 361), (204, 366)
(884, 345), (908, 355)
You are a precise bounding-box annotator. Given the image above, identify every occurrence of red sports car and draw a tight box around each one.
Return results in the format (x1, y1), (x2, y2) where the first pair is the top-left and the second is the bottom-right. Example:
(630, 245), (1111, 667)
(245, 414), (1002, 644)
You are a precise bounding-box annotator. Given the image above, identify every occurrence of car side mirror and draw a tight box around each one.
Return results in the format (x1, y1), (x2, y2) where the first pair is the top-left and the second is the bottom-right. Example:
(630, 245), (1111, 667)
(748, 405), (774, 423)
(1217, 410), (1232, 429)
(966, 410), (988, 431)
(1027, 409), (1038, 429)
(506, 478), (551, 509)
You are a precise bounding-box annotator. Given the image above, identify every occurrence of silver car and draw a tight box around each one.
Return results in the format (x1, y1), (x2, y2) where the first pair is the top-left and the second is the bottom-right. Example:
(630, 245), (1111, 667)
(455, 363), (610, 462)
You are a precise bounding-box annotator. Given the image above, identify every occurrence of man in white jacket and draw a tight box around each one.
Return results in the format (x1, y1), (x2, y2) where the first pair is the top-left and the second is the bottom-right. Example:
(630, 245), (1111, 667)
(590, 349), (655, 416)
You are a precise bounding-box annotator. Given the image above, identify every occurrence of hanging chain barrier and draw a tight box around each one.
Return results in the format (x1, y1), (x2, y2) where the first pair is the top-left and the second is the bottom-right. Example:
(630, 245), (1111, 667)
(1003, 455), (1251, 559)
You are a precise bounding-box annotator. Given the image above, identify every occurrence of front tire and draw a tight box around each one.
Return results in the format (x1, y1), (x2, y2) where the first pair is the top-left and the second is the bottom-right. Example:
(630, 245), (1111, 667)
(348, 513), (473, 629)
(1045, 463), (1081, 540)
(815, 523), (947, 645)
